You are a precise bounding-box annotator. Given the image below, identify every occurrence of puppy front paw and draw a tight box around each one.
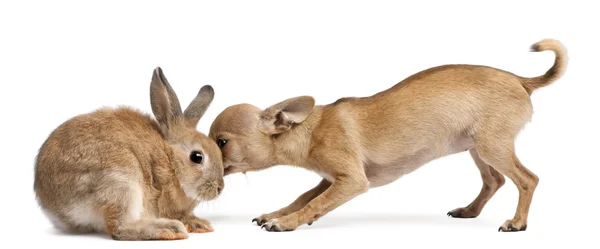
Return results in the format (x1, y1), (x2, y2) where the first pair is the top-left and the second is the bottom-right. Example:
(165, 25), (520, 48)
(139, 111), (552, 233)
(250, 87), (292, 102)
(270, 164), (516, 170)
(183, 216), (214, 233)
(447, 207), (479, 218)
(252, 211), (288, 226)
(260, 214), (301, 232)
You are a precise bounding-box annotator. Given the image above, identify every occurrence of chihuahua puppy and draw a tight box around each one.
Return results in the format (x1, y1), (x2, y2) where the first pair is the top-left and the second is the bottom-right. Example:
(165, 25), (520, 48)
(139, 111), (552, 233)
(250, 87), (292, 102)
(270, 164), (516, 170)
(209, 39), (567, 232)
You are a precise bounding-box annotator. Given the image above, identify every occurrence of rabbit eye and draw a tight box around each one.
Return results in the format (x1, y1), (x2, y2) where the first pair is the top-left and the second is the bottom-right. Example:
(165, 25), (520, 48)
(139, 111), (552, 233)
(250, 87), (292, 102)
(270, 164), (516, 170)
(217, 139), (228, 148)
(190, 151), (204, 164)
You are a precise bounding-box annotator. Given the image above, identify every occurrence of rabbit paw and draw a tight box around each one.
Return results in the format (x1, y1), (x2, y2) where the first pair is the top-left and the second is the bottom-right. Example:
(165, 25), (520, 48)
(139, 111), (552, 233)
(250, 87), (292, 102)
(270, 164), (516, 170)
(184, 216), (214, 233)
(109, 218), (189, 241)
(149, 219), (189, 240)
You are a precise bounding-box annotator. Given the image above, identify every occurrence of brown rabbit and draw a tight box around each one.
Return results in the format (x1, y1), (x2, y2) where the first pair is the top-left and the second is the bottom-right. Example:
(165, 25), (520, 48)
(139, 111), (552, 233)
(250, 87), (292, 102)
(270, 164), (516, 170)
(33, 67), (225, 240)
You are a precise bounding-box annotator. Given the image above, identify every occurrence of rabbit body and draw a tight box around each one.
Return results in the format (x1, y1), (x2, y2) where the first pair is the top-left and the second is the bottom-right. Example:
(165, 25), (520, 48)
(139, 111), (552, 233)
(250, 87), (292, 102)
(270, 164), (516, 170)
(34, 68), (224, 240)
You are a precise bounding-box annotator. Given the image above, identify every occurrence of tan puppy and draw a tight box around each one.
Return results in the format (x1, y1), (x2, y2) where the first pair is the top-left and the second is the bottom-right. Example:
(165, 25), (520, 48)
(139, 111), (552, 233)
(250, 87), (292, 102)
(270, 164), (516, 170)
(209, 39), (567, 232)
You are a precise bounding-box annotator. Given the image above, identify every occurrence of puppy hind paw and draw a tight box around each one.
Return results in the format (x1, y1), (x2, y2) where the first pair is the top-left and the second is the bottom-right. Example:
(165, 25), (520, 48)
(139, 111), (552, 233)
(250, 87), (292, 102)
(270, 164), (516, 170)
(498, 220), (527, 232)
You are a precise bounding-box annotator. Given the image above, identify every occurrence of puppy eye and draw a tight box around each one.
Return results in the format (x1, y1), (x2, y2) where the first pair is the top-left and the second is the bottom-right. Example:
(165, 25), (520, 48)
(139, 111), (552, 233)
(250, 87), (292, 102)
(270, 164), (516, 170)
(217, 139), (228, 148)
(190, 151), (204, 164)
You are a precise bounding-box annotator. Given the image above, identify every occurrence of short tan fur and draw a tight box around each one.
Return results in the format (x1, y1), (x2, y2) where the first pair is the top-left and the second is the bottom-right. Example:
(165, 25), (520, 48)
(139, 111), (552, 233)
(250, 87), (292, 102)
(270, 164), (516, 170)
(209, 39), (567, 232)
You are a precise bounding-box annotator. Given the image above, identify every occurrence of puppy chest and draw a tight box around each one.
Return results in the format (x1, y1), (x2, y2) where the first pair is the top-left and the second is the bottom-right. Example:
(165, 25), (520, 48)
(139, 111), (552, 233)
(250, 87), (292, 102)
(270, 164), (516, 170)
(363, 148), (437, 187)
(315, 170), (335, 182)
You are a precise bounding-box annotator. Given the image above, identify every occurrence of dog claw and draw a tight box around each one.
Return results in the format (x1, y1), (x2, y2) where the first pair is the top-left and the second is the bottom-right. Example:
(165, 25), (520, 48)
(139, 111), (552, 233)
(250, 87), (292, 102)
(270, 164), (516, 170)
(498, 223), (527, 232)
(447, 211), (460, 218)
(308, 222), (313, 226)
(252, 218), (258, 224)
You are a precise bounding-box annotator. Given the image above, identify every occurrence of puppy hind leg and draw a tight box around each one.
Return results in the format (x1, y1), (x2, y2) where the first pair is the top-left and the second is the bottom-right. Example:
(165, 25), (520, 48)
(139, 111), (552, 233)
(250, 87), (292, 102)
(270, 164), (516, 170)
(473, 134), (539, 232)
(447, 149), (506, 218)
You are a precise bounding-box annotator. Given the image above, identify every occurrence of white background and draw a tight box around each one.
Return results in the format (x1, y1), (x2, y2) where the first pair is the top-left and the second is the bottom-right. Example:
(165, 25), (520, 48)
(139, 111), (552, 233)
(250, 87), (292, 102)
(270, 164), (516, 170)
(1, 0), (599, 248)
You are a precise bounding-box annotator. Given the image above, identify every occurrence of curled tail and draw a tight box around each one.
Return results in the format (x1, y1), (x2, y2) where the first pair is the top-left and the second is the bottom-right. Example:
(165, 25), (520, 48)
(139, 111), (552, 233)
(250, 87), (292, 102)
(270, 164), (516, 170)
(522, 39), (568, 94)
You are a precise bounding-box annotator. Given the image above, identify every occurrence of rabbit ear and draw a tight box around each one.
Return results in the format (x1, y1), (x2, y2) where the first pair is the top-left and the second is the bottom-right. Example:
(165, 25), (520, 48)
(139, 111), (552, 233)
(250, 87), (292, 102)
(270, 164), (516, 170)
(150, 67), (183, 132)
(184, 85), (214, 127)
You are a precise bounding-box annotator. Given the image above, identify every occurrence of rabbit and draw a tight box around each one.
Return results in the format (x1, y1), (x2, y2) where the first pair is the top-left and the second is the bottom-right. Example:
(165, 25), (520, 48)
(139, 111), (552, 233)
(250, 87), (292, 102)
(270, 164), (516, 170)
(33, 67), (225, 240)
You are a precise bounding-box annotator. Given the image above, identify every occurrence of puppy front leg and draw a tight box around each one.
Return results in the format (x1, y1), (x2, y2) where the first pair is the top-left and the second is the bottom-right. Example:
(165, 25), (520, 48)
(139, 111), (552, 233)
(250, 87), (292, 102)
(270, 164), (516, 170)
(261, 173), (368, 232)
(253, 179), (331, 226)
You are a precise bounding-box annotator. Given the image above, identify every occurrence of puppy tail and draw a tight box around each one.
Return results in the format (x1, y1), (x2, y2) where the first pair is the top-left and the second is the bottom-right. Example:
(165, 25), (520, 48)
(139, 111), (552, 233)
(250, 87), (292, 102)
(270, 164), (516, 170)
(522, 39), (568, 94)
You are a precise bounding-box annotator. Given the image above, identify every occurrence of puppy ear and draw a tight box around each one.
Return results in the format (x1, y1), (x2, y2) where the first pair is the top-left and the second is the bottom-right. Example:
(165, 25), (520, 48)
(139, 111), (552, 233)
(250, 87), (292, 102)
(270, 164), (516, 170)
(259, 96), (315, 135)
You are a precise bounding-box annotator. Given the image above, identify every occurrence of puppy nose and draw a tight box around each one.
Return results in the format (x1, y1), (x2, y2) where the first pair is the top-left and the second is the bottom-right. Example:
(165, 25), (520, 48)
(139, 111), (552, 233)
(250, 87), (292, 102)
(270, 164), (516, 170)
(217, 186), (223, 194)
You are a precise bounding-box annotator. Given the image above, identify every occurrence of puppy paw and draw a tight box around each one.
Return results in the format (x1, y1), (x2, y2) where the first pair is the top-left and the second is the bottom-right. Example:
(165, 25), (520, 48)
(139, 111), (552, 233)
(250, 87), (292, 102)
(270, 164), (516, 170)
(184, 217), (214, 233)
(260, 215), (300, 232)
(447, 207), (479, 218)
(498, 219), (527, 232)
(252, 211), (288, 226)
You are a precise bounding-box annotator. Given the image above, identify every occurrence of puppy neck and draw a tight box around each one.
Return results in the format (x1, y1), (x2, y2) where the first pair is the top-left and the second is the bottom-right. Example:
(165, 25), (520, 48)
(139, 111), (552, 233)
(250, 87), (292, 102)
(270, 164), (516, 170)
(270, 106), (323, 168)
